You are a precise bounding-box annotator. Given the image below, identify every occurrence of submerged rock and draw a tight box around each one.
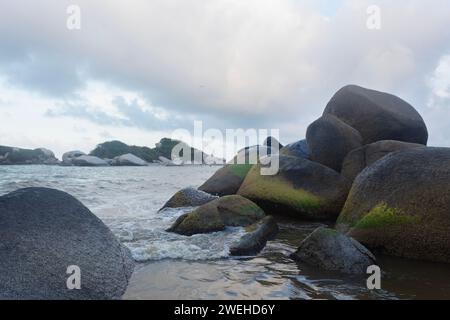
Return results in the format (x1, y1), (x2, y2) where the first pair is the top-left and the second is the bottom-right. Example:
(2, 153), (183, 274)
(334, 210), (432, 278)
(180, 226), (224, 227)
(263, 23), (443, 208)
(237, 155), (350, 221)
(0, 187), (134, 299)
(337, 147), (450, 263)
(290, 227), (376, 274)
(167, 195), (265, 236)
(113, 153), (148, 166)
(307, 114), (363, 172)
(324, 85), (428, 145)
(199, 164), (253, 196)
(230, 216), (279, 256)
(280, 139), (310, 159)
(160, 187), (218, 211)
(341, 140), (424, 182)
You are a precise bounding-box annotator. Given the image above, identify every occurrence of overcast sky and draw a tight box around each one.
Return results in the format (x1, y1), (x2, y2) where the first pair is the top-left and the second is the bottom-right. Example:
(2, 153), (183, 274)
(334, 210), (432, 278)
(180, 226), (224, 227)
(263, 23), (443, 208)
(0, 0), (449, 158)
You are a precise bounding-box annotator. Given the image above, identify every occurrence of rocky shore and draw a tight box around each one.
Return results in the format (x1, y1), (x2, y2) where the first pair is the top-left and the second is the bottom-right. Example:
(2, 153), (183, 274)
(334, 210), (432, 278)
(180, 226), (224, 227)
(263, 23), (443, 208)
(2, 84), (449, 299)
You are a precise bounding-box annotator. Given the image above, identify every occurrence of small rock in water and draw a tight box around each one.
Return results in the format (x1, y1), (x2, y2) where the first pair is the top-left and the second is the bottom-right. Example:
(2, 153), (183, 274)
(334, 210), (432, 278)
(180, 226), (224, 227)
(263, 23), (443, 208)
(290, 227), (376, 275)
(159, 187), (218, 211)
(167, 195), (265, 236)
(230, 216), (279, 256)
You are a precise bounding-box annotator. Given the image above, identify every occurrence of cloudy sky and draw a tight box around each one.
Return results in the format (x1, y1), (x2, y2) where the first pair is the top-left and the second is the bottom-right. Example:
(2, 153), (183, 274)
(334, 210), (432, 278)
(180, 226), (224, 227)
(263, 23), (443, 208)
(0, 0), (449, 158)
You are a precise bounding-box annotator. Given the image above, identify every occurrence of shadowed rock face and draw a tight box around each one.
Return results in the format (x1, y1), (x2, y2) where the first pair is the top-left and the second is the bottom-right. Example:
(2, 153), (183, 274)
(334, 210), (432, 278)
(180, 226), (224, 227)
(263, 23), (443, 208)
(291, 227), (376, 275)
(237, 155), (350, 221)
(341, 140), (424, 182)
(324, 85), (428, 145)
(0, 188), (134, 300)
(159, 187), (218, 211)
(337, 147), (450, 263)
(280, 139), (310, 159)
(167, 195), (265, 236)
(307, 114), (363, 172)
(199, 164), (253, 196)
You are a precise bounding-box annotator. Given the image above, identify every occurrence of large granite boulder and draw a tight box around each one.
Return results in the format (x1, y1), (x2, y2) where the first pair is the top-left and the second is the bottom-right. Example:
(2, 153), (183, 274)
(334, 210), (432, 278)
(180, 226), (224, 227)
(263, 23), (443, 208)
(336, 147), (450, 263)
(324, 85), (428, 145)
(0, 188), (134, 299)
(62, 151), (86, 166)
(159, 187), (218, 211)
(230, 216), (279, 256)
(306, 114), (363, 172)
(72, 155), (109, 167)
(113, 153), (148, 166)
(280, 139), (310, 159)
(199, 164), (253, 196)
(167, 195), (265, 236)
(290, 227), (376, 274)
(237, 155), (350, 220)
(341, 140), (424, 182)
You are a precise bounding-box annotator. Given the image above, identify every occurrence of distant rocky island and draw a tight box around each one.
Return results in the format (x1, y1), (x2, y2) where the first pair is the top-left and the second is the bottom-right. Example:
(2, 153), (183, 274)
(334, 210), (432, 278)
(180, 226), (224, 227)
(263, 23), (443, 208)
(0, 138), (224, 167)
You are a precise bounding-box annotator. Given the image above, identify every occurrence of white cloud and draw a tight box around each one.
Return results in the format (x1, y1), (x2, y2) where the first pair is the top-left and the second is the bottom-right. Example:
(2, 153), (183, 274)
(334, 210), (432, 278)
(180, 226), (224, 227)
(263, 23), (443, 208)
(0, 0), (449, 153)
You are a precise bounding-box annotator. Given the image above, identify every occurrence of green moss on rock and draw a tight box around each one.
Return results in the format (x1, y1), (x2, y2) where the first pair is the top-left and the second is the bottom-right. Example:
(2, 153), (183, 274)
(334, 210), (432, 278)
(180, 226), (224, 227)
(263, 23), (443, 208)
(353, 203), (420, 229)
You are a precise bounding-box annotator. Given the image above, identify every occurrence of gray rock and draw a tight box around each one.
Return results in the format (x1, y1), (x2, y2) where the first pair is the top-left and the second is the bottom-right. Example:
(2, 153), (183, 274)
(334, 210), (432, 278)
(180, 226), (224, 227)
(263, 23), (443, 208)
(62, 150), (86, 166)
(199, 164), (253, 196)
(160, 187), (218, 211)
(0, 146), (59, 165)
(113, 153), (148, 166)
(290, 227), (376, 274)
(307, 114), (363, 172)
(230, 216), (279, 256)
(341, 140), (424, 182)
(0, 187), (134, 299)
(72, 155), (109, 167)
(167, 195), (265, 236)
(324, 85), (428, 145)
(280, 139), (310, 159)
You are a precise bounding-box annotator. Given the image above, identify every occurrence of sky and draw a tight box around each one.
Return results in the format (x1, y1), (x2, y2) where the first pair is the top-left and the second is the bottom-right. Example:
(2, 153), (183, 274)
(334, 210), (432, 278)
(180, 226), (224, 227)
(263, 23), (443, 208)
(0, 0), (449, 159)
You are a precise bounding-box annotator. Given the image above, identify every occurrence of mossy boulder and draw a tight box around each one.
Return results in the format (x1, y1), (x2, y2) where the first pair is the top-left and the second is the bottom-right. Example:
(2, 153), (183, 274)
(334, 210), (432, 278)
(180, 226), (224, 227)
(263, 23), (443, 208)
(290, 227), (376, 274)
(167, 195), (265, 236)
(237, 155), (350, 220)
(324, 85), (428, 145)
(336, 147), (450, 263)
(199, 164), (253, 196)
(280, 139), (310, 159)
(306, 114), (363, 172)
(341, 140), (424, 182)
(159, 187), (218, 211)
(230, 216), (279, 256)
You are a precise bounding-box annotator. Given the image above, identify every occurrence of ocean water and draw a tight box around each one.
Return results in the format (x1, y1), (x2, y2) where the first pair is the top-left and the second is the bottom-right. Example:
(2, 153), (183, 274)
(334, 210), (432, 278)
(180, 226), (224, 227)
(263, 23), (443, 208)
(1, 165), (450, 300)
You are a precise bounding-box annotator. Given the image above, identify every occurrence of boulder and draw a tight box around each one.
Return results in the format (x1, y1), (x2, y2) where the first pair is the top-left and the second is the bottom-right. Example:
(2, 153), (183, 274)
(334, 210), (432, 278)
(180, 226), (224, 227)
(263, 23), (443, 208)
(62, 150), (86, 166)
(324, 85), (428, 145)
(306, 114), (363, 172)
(199, 164), (253, 196)
(229, 145), (272, 164)
(230, 216), (279, 256)
(113, 153), (148, 166)
(290, 227), (376, 274)
(159, 187), (218, 211)
(341, 140), (424, 182)
(167, 195), (265, 236)
(336, 147), (450, 263)
(72, 155), (109, 167)
(237, 155), (350, 220)
(280, 139), (310, 159)
(0, 188), (134, 299)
